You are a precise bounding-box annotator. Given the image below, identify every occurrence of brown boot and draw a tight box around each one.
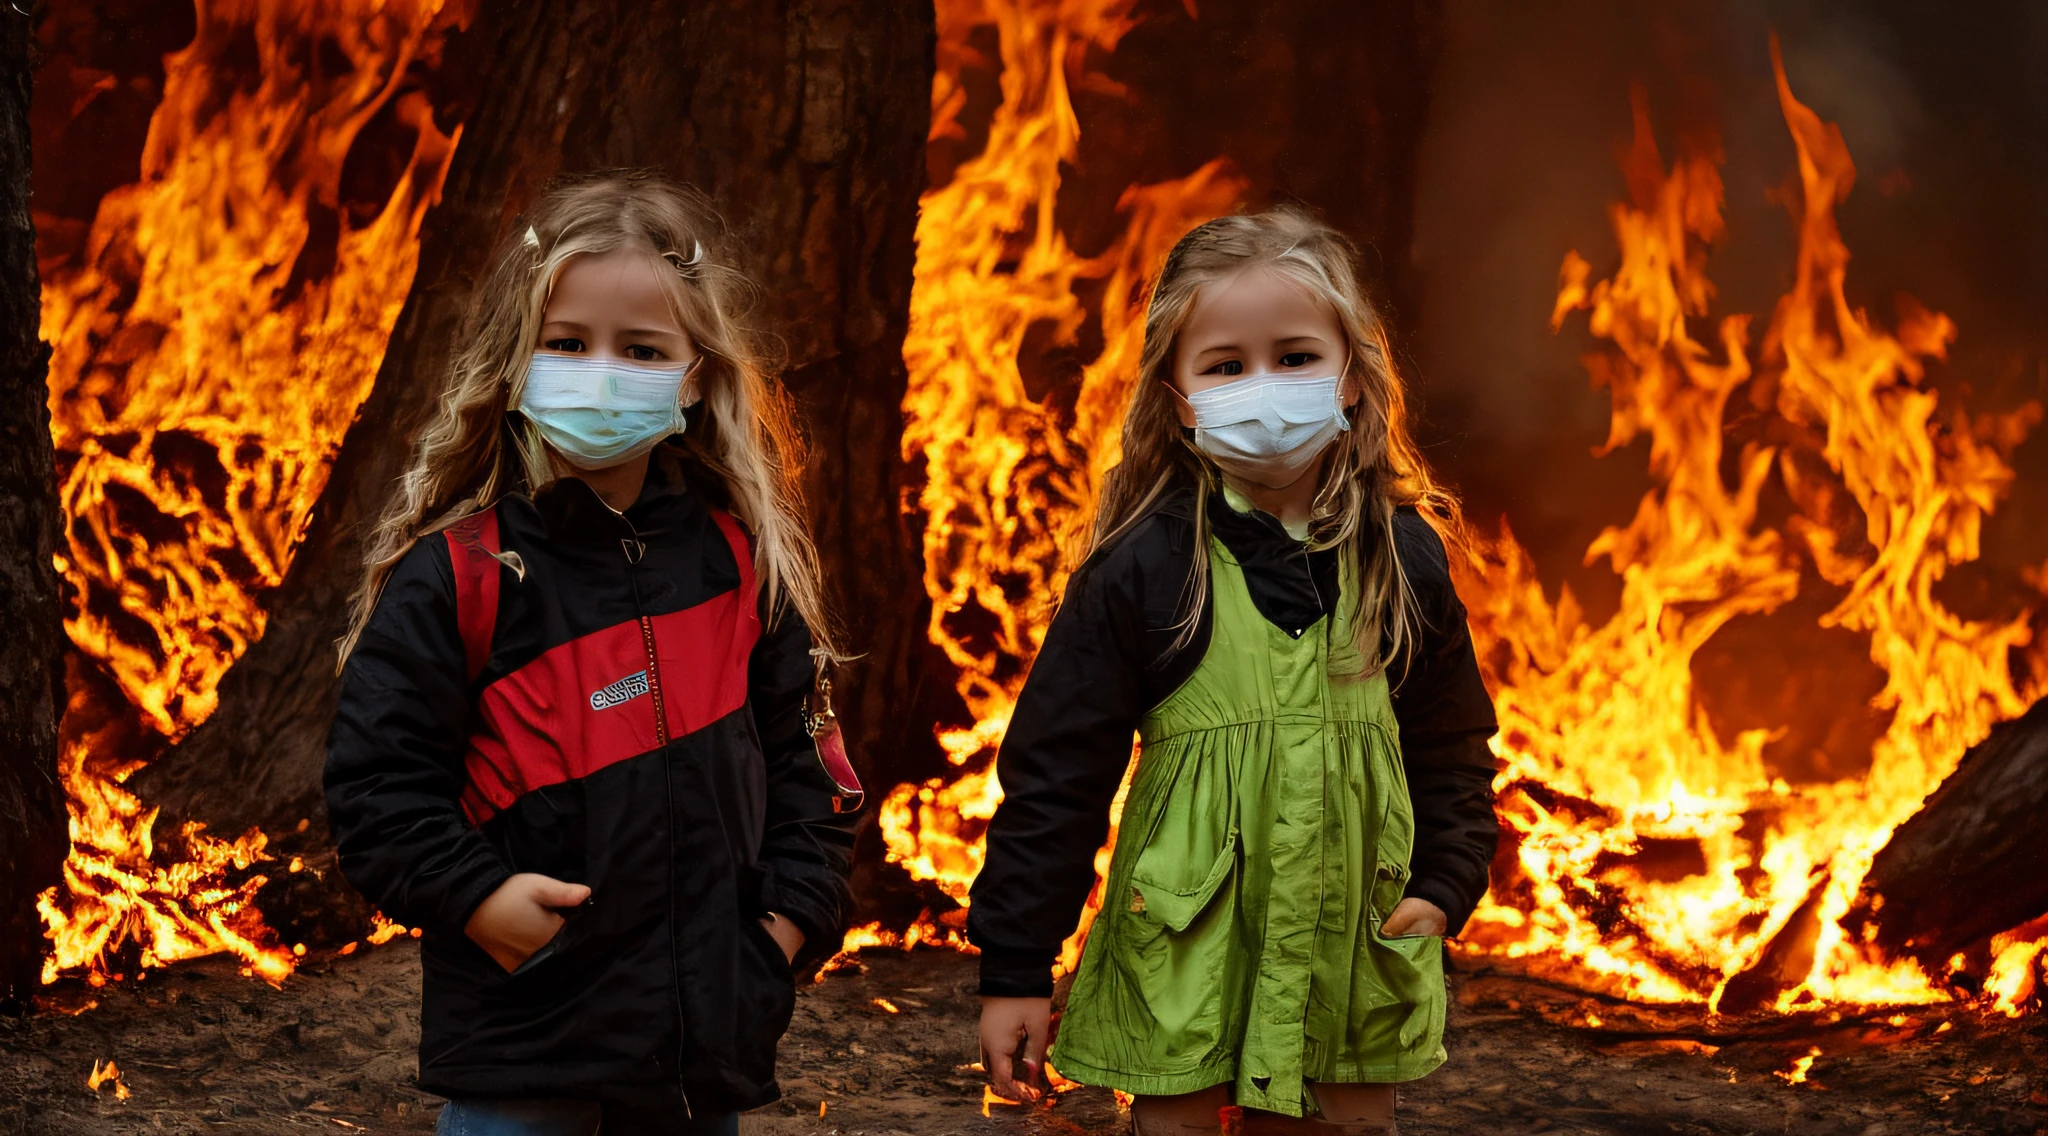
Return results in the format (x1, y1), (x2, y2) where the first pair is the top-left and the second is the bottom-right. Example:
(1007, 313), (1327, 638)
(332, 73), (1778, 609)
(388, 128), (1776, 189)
(1129, 1086), (1234, 1136)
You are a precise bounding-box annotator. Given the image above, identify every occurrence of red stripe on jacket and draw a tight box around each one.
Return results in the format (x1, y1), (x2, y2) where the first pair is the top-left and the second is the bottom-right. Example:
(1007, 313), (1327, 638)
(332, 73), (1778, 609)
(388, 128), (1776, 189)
(457, 510), (761, 825)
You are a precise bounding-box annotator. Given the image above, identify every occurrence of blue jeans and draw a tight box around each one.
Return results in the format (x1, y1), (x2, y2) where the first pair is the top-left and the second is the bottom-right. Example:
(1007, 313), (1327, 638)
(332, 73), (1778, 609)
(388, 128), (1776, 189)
(434, 1098), (740, 1136)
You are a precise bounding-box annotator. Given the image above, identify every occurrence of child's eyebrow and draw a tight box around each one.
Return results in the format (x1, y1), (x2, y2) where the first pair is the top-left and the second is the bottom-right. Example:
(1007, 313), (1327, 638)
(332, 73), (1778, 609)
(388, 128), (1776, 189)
(618, 327), (685, 338)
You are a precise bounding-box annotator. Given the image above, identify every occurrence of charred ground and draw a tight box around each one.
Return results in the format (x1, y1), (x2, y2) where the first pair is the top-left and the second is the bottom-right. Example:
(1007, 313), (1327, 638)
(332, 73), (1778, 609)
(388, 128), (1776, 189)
(1, 944), (2041, 1136)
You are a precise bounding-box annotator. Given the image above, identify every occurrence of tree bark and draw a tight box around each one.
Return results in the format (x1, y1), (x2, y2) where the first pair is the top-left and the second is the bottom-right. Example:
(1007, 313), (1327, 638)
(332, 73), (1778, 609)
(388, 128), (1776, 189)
(1850, 698), (2048, 970)
(133, 0), (934, 937)
(0, 8), (72, 1004)
(1069, 0), (1443, 343)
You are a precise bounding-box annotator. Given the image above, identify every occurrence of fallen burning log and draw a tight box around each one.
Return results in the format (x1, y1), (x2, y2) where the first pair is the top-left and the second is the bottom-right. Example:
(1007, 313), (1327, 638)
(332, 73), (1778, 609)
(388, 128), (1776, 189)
(1849, 698), (2048, 972)
(1716, 699), (2048, 1011)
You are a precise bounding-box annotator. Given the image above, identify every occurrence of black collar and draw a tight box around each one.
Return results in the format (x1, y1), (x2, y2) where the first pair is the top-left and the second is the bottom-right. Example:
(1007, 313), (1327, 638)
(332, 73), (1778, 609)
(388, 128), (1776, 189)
(529, 448), (694, 548)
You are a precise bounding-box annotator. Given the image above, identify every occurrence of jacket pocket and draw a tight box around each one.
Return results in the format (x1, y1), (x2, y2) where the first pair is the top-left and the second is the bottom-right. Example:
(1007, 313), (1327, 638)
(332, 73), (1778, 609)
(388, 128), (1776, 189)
(506, 910), (584, 977)
(742, 914), (795, 979)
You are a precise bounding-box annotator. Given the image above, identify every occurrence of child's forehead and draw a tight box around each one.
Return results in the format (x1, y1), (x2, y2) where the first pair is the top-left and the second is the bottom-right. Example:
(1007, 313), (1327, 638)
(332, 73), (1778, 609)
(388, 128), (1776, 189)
(1183, 265), (1338, 334)
(544, 248), (686, 327)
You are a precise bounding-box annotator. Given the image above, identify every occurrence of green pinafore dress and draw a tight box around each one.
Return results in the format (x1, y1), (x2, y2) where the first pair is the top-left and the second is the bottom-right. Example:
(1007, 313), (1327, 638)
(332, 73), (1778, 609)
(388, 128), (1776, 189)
(1049, 539), (1447, 1117)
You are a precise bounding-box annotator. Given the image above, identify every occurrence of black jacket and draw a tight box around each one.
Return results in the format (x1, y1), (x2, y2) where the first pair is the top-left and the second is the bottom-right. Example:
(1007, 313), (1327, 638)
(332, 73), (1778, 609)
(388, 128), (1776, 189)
(968, 488), (1499, 997)
(325, 462), (856, 1114)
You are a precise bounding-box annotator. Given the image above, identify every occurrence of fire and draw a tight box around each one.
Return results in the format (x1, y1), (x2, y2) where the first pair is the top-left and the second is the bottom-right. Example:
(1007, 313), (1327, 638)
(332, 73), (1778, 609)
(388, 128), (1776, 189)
(87, 1057), (130, 1100)
(37, 738), (289, 985)
(36, 0), (468, 981)
(1984, 916), (2048, 1018)
(1775, 1047), (1822, 1087)
(366, 912), (414, 946)
(1451, 42), (2041, 1011)
(871, 8), (2044, 1022)
(871, 0), (1242, 965)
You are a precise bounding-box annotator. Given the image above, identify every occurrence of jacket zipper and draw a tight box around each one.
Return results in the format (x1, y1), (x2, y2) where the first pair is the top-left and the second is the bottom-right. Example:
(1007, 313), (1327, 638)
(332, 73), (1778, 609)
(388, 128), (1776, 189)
(625, 537), (691, 1120)
(638, 614), (671, 747)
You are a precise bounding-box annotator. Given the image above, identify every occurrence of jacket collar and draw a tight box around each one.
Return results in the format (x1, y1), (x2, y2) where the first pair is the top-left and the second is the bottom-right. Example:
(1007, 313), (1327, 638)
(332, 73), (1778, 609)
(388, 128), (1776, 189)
(529, 447), (696, 548)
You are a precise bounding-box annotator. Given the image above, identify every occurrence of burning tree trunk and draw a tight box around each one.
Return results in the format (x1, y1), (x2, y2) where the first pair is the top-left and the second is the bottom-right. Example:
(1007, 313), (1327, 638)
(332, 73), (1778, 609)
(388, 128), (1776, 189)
(0, 11), (71, 1002)
(1850, 699), (2048, 972)
(132, 0), (934, 936)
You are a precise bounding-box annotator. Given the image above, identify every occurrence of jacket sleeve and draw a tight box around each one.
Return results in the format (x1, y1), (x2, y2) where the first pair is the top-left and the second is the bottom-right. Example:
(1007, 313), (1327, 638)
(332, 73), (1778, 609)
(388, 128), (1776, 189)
(967, 541), (1159, 998)
(1388, 513), (1501, 936)
(747, 601), (858, 971)
(324, 538), (512, 938)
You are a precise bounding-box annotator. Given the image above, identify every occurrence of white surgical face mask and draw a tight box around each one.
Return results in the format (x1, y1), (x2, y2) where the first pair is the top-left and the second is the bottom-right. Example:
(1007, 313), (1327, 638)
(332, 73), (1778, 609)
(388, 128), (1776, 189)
(518, 353), (697, 470)
(1184, 373), (1350, 489)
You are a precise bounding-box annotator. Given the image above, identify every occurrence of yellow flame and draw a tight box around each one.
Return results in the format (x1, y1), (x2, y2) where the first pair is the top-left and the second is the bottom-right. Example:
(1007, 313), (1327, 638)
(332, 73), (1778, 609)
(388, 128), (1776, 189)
(37, 0), (470, 981)
(1775, 1046), (1822, 1086)
(87, 1057), (129, 1100)
(1450, 51), (2040, 1010)
(1984, 916), (2048, 1018)
(877, 0), (1241, 964)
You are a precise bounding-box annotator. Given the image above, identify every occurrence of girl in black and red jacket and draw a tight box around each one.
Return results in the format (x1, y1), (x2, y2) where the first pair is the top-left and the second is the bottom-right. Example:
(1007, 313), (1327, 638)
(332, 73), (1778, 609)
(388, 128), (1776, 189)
(325, 174), (862, 1136)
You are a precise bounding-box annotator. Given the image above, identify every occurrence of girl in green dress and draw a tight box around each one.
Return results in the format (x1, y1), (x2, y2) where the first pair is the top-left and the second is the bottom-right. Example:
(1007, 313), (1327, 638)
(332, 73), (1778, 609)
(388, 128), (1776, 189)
(970, 208), (1499, 1135)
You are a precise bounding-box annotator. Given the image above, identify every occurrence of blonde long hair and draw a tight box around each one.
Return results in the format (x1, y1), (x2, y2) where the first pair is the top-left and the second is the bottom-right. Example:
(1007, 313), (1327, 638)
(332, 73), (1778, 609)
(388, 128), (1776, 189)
(1090, 206), (1461, 679)
(340, 172), (837, 662)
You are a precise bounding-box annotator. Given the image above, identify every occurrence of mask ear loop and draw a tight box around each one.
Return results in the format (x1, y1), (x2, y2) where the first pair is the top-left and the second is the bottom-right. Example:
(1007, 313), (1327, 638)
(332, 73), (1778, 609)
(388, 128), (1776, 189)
(1335, 348), (1358, 422)
(677, 356), (705, 410)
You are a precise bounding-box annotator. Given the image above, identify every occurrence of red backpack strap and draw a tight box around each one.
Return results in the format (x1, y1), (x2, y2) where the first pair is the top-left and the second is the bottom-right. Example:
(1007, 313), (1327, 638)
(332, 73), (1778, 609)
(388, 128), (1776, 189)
(443, 509), (503, 684)
(706, 507), (757, 602)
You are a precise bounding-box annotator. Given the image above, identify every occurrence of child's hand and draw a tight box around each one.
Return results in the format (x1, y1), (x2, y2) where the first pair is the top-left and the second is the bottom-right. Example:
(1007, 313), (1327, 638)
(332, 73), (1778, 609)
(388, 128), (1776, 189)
(979, 996), (1052, 1103)
(465, 873), (591, 972)
(760, 912), (804, 964)
(1381, 896), (1448, 938)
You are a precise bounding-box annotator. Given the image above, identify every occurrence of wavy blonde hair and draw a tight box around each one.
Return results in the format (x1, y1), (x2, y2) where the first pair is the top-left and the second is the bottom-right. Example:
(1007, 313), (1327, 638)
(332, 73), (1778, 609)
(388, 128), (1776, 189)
(340, 172), (837, 663)
(1090, 206), (1462, 679)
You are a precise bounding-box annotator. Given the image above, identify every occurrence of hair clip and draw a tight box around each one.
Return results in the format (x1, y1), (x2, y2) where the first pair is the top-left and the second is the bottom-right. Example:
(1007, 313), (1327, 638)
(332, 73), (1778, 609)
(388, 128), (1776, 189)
(663, 240), (706, 279)
(523, 225), (541, 248)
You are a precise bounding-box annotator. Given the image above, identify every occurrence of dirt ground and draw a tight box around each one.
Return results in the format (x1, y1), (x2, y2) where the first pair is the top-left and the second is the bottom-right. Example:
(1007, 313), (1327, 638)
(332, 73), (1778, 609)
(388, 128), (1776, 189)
(1, 940), (2044, 1136)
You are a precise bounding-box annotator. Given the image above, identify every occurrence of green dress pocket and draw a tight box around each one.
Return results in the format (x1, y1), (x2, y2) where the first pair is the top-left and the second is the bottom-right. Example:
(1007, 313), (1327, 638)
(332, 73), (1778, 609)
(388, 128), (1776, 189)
(1352, 919), (1445, 1055)
(1106, 827), (1242, 1073)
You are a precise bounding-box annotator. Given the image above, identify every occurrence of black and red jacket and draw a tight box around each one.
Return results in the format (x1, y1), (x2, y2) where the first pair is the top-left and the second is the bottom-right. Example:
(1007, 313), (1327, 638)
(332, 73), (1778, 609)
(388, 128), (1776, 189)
(324, 457), (859, 1115)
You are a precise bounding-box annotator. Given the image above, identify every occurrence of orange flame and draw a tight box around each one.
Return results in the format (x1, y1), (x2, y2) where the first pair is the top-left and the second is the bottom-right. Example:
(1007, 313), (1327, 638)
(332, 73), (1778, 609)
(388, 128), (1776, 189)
(869, 0), (1242, 966)
(1775, 1046), (1822, 1086)
(87, 1057), (131, 1100)
(36, 0), (469, 982)
(1984, 916), (2048, 1018)
(1451, 43), (2040, 1010)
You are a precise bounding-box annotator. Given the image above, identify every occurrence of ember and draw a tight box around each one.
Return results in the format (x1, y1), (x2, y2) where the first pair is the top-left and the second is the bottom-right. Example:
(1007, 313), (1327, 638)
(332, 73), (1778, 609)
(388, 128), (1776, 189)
(85, 1056), (128, 1100)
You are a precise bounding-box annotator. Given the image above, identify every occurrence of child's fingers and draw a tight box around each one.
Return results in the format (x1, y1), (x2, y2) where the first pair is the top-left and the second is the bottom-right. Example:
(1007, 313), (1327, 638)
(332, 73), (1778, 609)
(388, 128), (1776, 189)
(531, 879), (592, 908)
(983, 1045), (1022, 1101)
(1021, 1023), (1050, 1088)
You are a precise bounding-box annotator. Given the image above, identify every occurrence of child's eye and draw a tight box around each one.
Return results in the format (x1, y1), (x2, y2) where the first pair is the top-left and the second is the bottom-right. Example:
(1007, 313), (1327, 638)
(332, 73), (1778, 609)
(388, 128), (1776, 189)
(1204, 359), (1244, 377)
(1279, 351), (1316, 368)
(625, 345), (664, 362)
(543, 337), (586, 353)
